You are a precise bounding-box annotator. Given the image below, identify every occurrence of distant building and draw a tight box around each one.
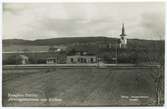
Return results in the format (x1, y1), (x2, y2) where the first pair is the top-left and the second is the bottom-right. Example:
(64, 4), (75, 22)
(66, 51), (97, 64)
(119, 23), (127, 48)
(46, 56), (57, 64)
(48, 46), (59, 52)
(46, 51), (66, 64)
(19, 55), (29, 64)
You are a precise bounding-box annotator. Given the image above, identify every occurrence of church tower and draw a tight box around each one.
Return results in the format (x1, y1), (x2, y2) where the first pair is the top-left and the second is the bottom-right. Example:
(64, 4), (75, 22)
(119, 23), (127, 48)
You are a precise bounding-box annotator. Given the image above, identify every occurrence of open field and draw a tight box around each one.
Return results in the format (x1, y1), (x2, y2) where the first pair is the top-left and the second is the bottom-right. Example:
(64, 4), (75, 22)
(3, 64), (161, 69)
(3, 67), (161, 106)
(3, 45), (66, 52)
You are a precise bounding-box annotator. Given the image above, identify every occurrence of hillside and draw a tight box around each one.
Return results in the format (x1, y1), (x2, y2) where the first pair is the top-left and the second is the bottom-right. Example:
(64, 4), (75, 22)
(3, 37), (119, 46)
(2, 37), (164, 65)
(2, 37), (164, 54)
(3, 37), (163, 46)
(2, 37), (164, 50)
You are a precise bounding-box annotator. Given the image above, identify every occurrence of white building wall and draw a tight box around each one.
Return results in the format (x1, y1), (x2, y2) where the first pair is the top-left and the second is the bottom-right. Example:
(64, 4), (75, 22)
(120, 38), (127, 48)
(66, 55), (97, 64)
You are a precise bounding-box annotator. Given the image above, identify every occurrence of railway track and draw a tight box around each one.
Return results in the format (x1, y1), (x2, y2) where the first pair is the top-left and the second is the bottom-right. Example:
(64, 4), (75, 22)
(3, 64), (161, 70)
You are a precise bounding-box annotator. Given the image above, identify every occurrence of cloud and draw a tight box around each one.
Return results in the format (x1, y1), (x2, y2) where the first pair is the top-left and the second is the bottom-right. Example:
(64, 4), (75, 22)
(3, 2), (165, 40)
(141, 11), (165, 39)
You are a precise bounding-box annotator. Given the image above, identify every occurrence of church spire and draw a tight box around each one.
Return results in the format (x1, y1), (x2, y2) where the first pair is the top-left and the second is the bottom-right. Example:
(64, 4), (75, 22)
(119, 23), (127, 48)
(120, 23), (126, 36)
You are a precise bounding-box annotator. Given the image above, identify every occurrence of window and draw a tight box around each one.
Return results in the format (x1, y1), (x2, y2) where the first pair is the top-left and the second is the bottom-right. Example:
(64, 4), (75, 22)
(81, 58), (83, 63)
(84, 58), (87, 63)
(90, 58), (94, 63)
(78, 58), (80, 62)
(71, 58), (73, 62)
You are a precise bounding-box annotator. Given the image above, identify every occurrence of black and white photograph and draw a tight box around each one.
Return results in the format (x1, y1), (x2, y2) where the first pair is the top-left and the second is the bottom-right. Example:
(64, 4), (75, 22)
(2, 2), (165, 107)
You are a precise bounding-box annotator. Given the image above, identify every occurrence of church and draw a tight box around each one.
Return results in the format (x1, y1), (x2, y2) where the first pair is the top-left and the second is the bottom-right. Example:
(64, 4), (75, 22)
(119, 23), (127, 48)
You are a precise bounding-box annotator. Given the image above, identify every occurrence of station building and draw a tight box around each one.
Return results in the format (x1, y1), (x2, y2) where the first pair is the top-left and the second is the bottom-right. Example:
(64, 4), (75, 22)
(66, 51), (97, 64)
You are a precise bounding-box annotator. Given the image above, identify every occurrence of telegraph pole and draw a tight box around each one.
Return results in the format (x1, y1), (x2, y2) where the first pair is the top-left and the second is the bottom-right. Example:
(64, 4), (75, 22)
(115, 39), (118, 64)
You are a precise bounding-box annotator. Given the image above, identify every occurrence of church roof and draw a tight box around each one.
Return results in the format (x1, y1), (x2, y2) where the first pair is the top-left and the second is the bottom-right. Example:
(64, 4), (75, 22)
(120, 23), (126, 36)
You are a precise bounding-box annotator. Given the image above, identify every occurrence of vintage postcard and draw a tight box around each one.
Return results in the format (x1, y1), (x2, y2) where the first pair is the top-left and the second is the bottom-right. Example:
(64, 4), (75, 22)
(2, 2), (165, 107)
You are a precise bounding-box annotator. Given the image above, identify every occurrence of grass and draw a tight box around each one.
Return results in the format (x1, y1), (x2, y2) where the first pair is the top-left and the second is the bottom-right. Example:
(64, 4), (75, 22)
(3, 45), (66, 52)
(2, 67), (163, 106)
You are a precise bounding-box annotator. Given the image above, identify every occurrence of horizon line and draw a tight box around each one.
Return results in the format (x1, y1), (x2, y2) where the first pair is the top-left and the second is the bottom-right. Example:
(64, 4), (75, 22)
(2, 36), (164, 41)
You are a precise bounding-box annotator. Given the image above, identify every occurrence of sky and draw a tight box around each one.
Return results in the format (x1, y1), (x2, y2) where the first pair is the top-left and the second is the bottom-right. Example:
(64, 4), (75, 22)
(3, 2), (165, 40)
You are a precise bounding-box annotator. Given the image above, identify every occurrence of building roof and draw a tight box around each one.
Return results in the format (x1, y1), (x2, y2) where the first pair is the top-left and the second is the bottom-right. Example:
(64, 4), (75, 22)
(68, 51), (96, 56)
(120, 23), (127, 36)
